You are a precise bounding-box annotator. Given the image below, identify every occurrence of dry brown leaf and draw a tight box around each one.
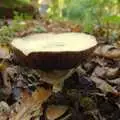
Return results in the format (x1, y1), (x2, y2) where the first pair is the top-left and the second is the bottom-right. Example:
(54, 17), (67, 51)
(10, 87), (51, 120)
(104, 67), (120, 79)
(71, 24), (81, 32)
(90, 76), (117, 93)
(0, 113), (9, 120)
(92, 66), (120, 79)
(0, 102), (10, 120)
(92, 66), (105, 78)
(107, 78), (120, 85)
(94, 45), (120, 59)
(46, 105), (68, 120)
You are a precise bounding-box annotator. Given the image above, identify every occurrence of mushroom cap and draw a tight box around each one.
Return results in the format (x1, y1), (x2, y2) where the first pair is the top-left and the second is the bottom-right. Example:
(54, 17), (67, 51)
(11, 33), (97, 70)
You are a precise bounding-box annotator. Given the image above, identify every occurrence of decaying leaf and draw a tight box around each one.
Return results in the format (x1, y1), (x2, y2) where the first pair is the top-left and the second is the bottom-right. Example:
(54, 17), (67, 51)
(0, 112), (9, 120)
(90, 76), (117, 93)
(92, 66), (120, 79)
(0, 101), (10, 120)
(104, 67), (120, 79)
(0, 101), (10, 113)
(107, 78), (120, 85)
(92, 66), (105, 78)
(0, 65), (14, 101)
(0, 62), (8, 72)
(46, 105), (68, 120)
(91, 65), (118, 94)
(70, 24), (81, 32)
(94, 45), (120, 59)
(10, 87), (52, 120)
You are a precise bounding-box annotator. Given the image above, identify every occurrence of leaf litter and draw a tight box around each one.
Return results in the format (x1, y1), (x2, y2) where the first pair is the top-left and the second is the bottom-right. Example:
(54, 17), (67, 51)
(0, 20), (120, 120)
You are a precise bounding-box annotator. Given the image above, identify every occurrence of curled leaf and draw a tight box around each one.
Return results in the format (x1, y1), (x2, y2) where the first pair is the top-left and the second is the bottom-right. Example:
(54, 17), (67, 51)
(94, 45), (120, 59)
(10, 87), (52, 120)
(90, 76), (117, 93)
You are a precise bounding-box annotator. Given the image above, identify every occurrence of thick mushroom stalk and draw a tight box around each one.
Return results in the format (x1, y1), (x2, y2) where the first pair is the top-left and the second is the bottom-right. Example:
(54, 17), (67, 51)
(11, 33), (97, 70)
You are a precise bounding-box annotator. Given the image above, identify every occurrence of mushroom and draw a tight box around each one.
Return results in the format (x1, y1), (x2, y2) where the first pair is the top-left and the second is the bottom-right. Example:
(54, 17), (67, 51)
(11, 33), (97, 70)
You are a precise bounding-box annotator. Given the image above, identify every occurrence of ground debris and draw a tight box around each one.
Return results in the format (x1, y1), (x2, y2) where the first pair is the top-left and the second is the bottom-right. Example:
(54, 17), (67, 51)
(9, 87), (51, 120)
(1, 36), (120, 119)
(46, 105), (68, 120)
(94, 45), (120, 60)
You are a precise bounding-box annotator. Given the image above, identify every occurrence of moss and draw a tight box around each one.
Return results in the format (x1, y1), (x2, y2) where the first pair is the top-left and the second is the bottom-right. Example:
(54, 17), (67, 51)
(0, 21), (28, 43)
(80, 97), (96, 111)
(0, 26), (14, 43)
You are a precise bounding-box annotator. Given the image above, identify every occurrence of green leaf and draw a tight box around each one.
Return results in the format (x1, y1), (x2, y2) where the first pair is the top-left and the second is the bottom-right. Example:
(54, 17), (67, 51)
(103, 15), (120, 24)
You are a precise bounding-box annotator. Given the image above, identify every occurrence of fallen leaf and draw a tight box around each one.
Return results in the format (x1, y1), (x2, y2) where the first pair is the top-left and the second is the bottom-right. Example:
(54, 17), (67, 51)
(90, 76), (117, 93)
(104, 67), (120, 79)
(94, 45), (120, 59)
(0, 101), (10, 113)
(46, 105), (68, 120)
(71, 24), (81, 32)
(92, 66), (120, 79)
(0, 101), (10, 120)
(92, 66), (106, 78)
(0, 112), (9, 120)
(10, 87), (52, 120)
(107, 78), (120, 85)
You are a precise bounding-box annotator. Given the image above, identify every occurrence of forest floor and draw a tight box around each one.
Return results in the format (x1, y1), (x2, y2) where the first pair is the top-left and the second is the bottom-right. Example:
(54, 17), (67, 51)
(0, 19), (120, 120)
